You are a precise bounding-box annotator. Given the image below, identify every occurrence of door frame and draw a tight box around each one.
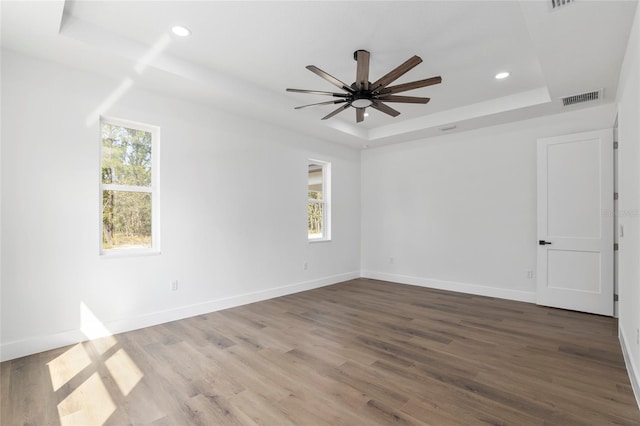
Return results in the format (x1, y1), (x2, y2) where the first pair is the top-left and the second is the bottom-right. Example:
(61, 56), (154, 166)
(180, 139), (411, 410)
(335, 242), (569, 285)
(536, 128), (614, 316)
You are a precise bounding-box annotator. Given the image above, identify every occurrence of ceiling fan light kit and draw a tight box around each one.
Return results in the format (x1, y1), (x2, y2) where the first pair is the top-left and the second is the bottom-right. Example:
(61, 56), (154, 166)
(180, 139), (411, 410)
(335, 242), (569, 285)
(287, 50), (442, 123)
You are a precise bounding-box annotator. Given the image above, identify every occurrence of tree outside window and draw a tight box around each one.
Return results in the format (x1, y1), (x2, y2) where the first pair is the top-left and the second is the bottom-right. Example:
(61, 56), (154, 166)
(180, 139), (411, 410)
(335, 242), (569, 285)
(308, 161), (330, 241)
(100, 119), (159, 253)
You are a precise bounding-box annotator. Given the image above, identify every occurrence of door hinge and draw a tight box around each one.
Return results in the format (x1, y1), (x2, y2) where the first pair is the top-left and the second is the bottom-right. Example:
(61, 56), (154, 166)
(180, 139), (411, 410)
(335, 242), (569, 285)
(614, 243), (619, 251)
(614, 294), (619, 302)
(614, 141), (619, 150)
(614, 192), (619, 200)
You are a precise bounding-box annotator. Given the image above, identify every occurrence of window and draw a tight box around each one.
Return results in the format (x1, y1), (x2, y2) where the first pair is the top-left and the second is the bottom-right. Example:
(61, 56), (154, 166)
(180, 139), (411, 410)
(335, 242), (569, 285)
(308, 160), (331, 241)
(100, 117), (159, 254)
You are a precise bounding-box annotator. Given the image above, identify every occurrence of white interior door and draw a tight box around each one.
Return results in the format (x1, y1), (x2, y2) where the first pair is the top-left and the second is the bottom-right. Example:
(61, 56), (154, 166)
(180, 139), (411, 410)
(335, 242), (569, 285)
(537, 129), (613, 316)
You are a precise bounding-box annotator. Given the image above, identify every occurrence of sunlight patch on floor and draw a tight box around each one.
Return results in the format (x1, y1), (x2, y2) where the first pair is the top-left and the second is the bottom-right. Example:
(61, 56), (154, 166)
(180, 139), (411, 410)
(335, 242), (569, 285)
(105, 348), (143, 397)
(47, 344), (92, 392)
(46, 302), (146, 424)
(87, 334), (118, 356)
(57, 372), (116, 426)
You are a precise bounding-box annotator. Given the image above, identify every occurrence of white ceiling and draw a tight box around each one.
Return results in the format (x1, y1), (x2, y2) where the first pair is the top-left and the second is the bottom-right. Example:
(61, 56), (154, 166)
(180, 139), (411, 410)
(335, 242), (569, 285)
(2, 0), (637, 148)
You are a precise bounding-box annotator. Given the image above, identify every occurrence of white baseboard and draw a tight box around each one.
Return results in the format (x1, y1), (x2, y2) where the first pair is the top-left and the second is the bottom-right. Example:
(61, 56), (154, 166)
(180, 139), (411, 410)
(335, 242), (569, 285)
(620, 327), (640, 410)
(361, 271), (536, 303)
(0, 271), (359, 362)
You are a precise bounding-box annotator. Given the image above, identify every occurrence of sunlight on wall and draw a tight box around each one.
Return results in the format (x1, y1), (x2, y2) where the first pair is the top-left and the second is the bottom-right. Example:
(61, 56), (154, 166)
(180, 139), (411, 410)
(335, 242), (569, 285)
(47, 344), (92, 391)
(104, 348), (143, 397)
(85, 34), (173, 126)
(46, 30), (178, 424)
(80, 302), (118, 356)
(134, 34), (171, 74)
(85, 77), (134, 126)
(57, 372), (116, 426)
(80, 302), (114, 340)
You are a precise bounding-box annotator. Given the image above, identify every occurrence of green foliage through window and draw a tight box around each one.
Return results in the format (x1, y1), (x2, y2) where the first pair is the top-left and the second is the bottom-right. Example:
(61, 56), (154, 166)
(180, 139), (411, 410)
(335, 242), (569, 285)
(308, 193), (323, 236)
(101, 124), (152, 186)
(102, 191), (152, 249)
(308, 162), (328, 239)
(101, 121), (155, 251)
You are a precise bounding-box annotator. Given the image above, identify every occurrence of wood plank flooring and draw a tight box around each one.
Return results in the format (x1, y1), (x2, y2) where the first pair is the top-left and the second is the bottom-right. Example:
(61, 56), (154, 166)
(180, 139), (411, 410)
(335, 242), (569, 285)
(2, 278), (639, 425)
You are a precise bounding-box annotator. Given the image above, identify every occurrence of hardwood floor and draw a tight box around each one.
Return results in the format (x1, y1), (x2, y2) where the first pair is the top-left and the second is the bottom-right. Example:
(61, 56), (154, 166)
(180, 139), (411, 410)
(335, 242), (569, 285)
(2, 278), (639, 425)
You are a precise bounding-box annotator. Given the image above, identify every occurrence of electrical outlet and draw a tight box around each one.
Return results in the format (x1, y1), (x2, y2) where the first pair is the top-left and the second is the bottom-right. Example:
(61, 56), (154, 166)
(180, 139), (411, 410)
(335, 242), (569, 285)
(171, 280), (178, 291)
(526, 270), (534, 279)
(389, 257), (394, 264)
(303, 262), (308, 271)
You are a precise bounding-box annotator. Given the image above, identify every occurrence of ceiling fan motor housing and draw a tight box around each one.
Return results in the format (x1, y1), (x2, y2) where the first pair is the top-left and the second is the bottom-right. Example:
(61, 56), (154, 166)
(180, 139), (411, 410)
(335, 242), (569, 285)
(351, 94), (374, 108)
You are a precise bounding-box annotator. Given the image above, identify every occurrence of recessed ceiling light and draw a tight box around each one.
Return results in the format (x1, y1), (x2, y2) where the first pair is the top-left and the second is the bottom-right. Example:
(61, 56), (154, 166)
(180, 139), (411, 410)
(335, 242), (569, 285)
(495, 72), (510, 80)
(364, 112), (369, 117)
(171, 26), (191, 37)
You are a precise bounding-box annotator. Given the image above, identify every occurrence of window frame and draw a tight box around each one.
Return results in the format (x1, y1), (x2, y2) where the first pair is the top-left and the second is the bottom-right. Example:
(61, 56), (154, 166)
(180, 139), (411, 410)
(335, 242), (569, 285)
(308, 159), (331, 242)
(99, 116), (160, 257)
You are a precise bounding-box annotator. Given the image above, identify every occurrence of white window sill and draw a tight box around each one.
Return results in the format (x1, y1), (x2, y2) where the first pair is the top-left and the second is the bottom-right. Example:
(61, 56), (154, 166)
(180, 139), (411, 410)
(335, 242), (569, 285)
(100, 249), (161, 259)
(308, 238), (331, 244)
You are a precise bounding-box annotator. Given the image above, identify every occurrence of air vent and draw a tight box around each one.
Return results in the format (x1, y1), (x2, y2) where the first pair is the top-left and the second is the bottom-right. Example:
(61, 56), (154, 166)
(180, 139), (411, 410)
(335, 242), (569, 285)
(561, 89), (602, 106)
(551, 0), (574, 9)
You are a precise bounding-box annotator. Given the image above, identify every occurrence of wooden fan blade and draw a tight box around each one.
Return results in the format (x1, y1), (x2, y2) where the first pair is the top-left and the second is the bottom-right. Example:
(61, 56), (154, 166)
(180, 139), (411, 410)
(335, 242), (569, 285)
(306, 65), (355, 93)
(355, 50), (370, 91)
(371, 100), (400, 117)
(370, 55), (422, 90)
(378, 76), (442, 95)
(377, 95), (430, 104)
(321, 103), (351, 120)
(287, 88), (349, 97)
(295, 99), (348, 110)
(356, 107), (365, 123)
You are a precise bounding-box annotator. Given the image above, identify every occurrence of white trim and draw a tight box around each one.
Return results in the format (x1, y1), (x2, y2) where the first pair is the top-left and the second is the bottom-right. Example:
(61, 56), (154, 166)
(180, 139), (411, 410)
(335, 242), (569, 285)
(100, 115), (159, 134)
(102, 184), (153, 193)
(324, 161), (331, 240)
(99, 116), (160, 256)
(100, 248), (161, 259)
(308, 159), (331, 241)
(309, 239), (332, 244)
(620, 327), (640, 410)
(360, 270), (537, 303)
(0, 271), (359, 362)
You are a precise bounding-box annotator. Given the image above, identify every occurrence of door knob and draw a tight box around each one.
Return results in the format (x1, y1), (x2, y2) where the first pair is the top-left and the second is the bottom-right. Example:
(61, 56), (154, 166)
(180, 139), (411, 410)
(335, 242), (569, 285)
(539, 240), (552, 245)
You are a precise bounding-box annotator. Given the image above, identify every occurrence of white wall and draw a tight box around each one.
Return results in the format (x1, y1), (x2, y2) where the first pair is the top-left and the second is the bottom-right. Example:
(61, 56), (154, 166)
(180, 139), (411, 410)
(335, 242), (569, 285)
(361, 104), (616, 302)
(617, 4), (640, 407)
(0, 49), (361, 361)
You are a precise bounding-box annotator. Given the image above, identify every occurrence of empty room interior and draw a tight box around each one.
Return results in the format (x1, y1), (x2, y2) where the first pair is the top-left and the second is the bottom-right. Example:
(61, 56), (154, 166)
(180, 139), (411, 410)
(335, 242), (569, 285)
(2, 0), (640, 424)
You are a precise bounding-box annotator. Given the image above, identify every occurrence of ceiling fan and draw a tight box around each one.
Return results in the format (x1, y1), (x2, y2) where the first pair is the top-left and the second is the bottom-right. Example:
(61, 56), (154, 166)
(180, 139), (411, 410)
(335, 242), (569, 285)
(287, 50), (442, 123)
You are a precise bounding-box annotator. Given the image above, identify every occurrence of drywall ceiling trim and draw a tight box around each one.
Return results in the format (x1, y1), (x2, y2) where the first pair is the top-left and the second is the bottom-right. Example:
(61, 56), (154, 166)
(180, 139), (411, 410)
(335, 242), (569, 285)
(324, 119), (369, 140)
(59, 15), (268, 104)
(2, 0), (627, 148)
(368, 87), (552, 141)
